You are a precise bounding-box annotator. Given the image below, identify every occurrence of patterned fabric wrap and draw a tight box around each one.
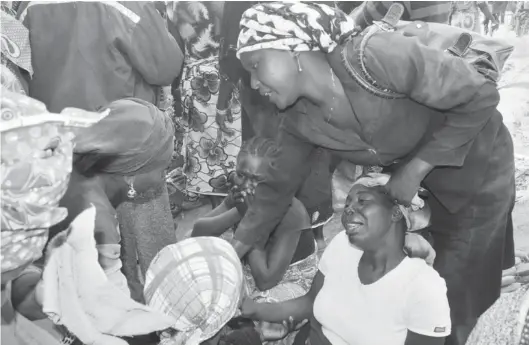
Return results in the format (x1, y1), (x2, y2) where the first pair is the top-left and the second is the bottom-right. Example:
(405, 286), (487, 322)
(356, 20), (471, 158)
(237, 1), (359, 58)
(144, 237), (245, 345)
(74, 98), (175, 175)
(243, 250), (318, 345)
(1, 88), (108, 273)
(1, 62), (27, 95)
(176, 57), (242, 196)
(352, 173), (430, 232)
(466, 284), (529, 345)
(0, 9), (33, 75)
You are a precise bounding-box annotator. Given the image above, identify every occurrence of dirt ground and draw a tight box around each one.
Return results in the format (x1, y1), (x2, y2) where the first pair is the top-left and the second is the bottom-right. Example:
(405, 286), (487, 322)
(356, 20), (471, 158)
(498, 27), (529, 253)
(175, 25), (529, 253)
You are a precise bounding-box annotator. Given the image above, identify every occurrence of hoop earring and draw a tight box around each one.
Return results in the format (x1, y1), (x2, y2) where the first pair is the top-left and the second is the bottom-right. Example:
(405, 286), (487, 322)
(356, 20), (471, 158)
(295, 54), (303, 72)
(127, 181), (137, 199)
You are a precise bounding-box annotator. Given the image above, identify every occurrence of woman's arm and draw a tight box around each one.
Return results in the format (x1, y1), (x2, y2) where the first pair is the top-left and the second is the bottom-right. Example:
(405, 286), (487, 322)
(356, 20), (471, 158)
(233, 129), (315, 257)
(11, 268), (46, 321)
(243, 270), (324, 323)
(203, 198), (232, 217)
(246, 230), (301, 291)
(363, 32), (501, 203)
(192, 207), (242, 237)
(365, 33), (499, 169)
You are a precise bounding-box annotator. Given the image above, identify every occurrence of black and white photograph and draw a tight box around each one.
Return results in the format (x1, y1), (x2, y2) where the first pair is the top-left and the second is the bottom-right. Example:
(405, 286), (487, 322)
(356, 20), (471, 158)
(1, 1), (529, 345)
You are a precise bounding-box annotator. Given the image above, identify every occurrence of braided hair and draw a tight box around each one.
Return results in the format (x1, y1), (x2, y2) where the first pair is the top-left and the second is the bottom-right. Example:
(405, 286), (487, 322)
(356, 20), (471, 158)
(237, 137), (281, 165)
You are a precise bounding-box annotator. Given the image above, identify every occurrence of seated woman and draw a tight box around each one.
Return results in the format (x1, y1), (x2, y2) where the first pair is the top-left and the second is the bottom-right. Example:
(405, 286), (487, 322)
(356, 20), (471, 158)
(192, 137), (317, 295)
(240, 173), (451, 345)
(50, 98), (175, 297)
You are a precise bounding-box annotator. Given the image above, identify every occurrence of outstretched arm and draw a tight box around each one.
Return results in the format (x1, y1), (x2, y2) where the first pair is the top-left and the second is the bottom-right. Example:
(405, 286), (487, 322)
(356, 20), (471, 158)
(241, 270), (324, 323)
(192, 203), (242, 237)
(363, 31), (500, 203)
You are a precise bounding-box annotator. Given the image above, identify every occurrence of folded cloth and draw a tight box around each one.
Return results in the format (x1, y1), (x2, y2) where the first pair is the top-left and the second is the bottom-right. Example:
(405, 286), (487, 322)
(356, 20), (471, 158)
(41, 206), (175, 345)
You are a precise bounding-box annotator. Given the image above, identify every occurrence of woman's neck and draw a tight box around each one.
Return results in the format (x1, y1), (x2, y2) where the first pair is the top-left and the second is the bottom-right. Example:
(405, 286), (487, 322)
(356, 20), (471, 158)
(298, 51), (337, 108)
(361, 231), (406, 270)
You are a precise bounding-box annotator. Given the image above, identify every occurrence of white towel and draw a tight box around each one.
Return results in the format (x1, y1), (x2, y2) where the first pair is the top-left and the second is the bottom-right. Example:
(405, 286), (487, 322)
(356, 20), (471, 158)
(41, 205), (175, 345)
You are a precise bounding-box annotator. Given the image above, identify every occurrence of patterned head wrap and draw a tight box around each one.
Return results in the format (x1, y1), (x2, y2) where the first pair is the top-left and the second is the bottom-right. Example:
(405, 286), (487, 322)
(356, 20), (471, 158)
(351, 173), (431, 232)
(237, 1), (359, 58)
(144, 237), (244, 345)
(1, 8), (33, 75)
(1, 88), (108, 274)
(73, 98), (175, 176)
(1, 7), (33, 95)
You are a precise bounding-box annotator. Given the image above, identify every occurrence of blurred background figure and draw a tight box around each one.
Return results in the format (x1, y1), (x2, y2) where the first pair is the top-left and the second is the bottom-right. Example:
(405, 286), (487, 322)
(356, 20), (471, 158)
(449, 1), (497, 33)
(514, 1), (529, 36)
(485, 1), (509, 35)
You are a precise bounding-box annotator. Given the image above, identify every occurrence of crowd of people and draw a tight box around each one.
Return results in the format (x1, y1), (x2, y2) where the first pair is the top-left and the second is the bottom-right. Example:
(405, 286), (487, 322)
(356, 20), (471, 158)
(2, 1), (529, 345)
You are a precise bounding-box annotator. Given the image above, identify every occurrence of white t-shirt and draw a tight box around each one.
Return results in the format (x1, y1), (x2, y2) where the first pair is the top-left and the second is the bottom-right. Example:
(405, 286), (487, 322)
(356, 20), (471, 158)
(313, 231), (451, 345)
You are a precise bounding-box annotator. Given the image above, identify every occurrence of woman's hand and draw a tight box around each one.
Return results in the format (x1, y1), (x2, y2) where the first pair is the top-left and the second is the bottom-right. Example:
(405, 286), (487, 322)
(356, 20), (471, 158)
(258, 318), (309, 341)
(404, 233), (436, 266)
(240, 296), (259, 318)
(385, 158), (433, 206)
(235, 189), (254, 216)
(225, 185), (245, 209)
(216, 107), (236, 137)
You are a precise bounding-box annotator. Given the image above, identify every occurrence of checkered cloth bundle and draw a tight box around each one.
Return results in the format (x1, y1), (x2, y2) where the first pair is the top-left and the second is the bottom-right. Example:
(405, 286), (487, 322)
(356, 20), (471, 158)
(144, 237), (244, 345)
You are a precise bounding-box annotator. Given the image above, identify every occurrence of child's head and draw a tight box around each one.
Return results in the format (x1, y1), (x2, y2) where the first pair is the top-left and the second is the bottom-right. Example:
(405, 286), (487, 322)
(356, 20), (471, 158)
(235, 137), (280, 194)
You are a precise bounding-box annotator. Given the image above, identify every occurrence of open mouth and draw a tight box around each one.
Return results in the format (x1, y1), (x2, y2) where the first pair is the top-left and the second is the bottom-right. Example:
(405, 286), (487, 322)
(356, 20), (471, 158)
(259, 88), (273, 98)
(344, 221), (363, 234)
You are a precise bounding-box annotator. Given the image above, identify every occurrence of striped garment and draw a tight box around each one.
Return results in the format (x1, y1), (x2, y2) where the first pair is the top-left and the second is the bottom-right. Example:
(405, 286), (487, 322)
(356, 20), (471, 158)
(144, 237), (244, 345)
(351, 1), (452, 29)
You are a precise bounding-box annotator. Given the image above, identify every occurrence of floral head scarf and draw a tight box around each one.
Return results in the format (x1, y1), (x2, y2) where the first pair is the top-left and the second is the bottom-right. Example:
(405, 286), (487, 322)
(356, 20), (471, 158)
(351, 173), (431, 232)
(237, 1), (359, 58)
(1, 88), (108, 275)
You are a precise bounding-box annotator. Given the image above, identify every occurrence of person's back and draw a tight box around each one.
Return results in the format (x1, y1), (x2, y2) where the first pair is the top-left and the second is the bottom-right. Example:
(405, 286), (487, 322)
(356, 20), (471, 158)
(21, 1), (182, 113)
(266, 198), (315, 264)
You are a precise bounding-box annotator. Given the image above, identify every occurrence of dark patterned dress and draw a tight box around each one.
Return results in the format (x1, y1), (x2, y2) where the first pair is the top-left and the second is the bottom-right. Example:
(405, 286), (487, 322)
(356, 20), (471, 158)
(466, 285), (529, 345)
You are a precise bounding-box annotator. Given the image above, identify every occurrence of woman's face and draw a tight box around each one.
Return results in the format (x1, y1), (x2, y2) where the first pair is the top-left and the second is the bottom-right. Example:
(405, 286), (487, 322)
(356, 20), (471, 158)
(341, 185), (397, 250)
(234, 155), (267, 196)
(239, 49), (301, 110)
